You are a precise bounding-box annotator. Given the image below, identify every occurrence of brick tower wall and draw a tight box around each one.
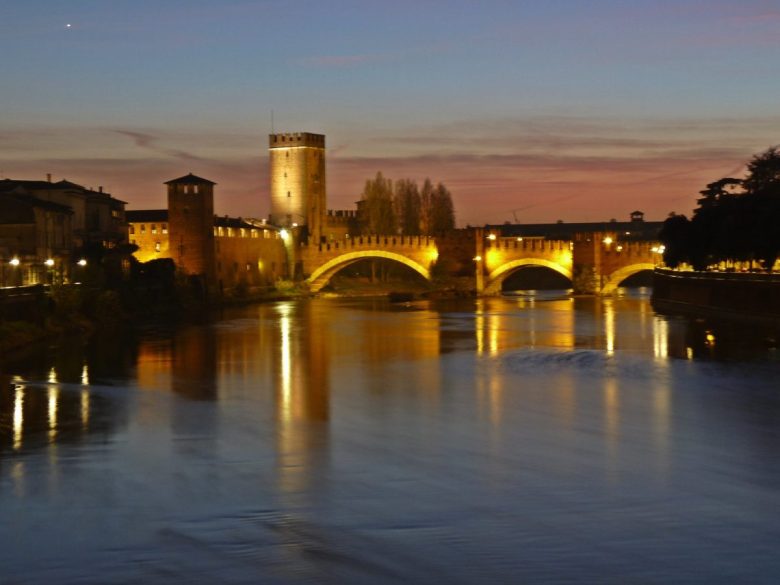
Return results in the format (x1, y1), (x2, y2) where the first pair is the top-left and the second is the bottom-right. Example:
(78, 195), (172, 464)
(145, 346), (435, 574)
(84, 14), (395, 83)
(269, 132), (326, 243)
(167, 181), (216, 281)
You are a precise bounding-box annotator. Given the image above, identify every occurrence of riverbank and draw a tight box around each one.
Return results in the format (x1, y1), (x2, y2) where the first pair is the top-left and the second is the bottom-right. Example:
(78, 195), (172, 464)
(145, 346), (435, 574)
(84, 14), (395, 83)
(652, 268), (780, 324)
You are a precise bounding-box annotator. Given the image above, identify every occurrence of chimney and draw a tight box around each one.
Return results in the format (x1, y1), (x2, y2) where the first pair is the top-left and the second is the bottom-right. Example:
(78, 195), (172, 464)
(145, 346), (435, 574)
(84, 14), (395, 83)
(98, 186), (103, 193)
(46, 173), (52, 183)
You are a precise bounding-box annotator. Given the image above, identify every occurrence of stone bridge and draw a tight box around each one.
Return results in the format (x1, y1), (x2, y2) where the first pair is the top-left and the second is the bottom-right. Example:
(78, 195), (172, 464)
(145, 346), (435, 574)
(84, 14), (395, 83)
(300, 235), (439, 293)
(478, 230), (661, 294)
(298, 230), (662, 295)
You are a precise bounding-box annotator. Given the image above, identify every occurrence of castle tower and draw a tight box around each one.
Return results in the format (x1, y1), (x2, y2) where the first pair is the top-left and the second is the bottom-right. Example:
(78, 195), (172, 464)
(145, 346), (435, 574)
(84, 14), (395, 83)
(269, 132), (326, 243)
(166, 173), (216, 283)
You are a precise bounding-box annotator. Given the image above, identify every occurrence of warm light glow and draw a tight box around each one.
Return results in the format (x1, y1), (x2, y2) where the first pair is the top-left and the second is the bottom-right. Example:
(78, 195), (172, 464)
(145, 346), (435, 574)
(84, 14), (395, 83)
(81, 364), (90, 385)
(616, 245), (623, 252)
(9, 257), (20, 266)
(473, 255), (482, 262)
(653, 317), (668, 359)
(48, 386), (59, 440)
(602, 237), (613, 245)
(44, 258), (54, 267)
(516, 237), (523, 242)
(278, 303), (293, 421)
(13, 385), (24, 451)
(604, 300), (615, 355)
(291, 222), (298, 227)
(487, 234), (497, 241)
(705, 332), (716, 345)
(81, 390), (90, 429)
(657, 245), (665, 254)
(280, 229), (289, 239)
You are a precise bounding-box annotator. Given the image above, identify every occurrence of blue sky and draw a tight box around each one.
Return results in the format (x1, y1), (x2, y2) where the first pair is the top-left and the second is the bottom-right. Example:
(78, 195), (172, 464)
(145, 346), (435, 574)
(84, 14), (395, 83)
(2, 0), (779, 224)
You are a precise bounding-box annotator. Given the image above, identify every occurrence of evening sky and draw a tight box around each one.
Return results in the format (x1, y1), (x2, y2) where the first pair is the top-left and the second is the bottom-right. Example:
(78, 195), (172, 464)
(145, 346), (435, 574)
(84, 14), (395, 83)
(1, 0), (779, 224)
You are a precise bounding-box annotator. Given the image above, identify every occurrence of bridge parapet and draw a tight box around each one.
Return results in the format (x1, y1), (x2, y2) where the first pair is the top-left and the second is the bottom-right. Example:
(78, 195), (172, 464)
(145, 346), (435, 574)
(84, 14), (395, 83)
(306, 234), (437, 253)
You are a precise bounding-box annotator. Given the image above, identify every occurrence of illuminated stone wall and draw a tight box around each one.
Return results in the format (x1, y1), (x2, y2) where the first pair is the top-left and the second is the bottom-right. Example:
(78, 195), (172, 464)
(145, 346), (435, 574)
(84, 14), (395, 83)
(128, 220), (170, 263)
(269, 133), (326, 243)
(214, 226), (287, 291)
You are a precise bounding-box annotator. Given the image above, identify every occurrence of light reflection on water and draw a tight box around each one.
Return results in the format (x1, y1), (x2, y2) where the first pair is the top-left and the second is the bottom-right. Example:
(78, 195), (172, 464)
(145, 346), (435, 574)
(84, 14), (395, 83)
(1, 292), (780, 583)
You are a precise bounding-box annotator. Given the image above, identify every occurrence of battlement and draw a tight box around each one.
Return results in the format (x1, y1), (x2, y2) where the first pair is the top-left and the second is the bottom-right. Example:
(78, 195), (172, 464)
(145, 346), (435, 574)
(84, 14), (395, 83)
(269, 132), (325, 148)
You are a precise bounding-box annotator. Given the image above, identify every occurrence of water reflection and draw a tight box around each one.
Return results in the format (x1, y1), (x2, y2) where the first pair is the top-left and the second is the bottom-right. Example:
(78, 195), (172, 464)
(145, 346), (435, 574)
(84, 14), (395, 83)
(2, 293), (780, 582)
(274, 302), (330, 502)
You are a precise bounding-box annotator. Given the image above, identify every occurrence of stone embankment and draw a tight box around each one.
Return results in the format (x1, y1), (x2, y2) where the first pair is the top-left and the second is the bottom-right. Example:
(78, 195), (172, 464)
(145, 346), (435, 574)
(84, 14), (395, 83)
(652, 268), (780, 322)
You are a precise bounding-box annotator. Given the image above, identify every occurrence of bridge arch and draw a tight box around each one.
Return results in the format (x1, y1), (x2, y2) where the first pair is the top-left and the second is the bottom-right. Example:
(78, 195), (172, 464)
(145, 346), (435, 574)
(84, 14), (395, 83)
(306, 250), (432, 293)
(601, 263), (656, 294)
(483, 258), (573, 295)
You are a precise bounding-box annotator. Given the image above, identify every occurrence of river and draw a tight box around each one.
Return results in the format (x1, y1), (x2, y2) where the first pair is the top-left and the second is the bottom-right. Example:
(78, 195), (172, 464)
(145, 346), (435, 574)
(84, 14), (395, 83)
(1, 289), (780, 584)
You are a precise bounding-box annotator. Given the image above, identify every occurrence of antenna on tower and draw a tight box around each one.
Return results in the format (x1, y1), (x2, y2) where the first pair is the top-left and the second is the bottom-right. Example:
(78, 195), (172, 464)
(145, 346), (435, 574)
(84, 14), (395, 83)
(271, 109), (275, 134)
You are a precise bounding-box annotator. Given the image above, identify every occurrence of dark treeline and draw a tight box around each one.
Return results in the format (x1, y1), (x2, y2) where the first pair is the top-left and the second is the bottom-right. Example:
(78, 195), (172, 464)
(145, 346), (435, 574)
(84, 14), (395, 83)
(359, 172), (456, 235)
(660, 147), (780, 271)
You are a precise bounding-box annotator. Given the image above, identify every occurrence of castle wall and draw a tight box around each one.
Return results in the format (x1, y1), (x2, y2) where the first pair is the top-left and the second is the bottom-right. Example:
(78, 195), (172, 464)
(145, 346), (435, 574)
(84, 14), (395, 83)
(214, 226), (287, 292)
(129, 221), (170, 263)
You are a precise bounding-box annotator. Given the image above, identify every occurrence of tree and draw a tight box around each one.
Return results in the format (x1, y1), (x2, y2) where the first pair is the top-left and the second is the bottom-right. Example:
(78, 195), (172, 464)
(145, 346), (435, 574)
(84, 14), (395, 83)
(393, 179), (421, 235)
(659, 214), (691, 269)
(743, 146), (780, 196)
(429, 182), (456, 234)
(419, 178), (435, 235)
(360, 172), (396, 234)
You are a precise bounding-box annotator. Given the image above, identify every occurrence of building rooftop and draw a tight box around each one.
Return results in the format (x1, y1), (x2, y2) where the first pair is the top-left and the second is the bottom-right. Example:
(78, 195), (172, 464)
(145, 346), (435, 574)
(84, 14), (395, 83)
(164, 173), (216, 186)
(126, 209), (169, 223)
(0, 192), (73, 223)
(486, 219), (664, 241)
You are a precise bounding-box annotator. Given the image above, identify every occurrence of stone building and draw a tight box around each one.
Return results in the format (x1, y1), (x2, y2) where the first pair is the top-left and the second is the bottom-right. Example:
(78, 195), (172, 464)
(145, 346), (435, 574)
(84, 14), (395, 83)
(127, 173), (287, 294)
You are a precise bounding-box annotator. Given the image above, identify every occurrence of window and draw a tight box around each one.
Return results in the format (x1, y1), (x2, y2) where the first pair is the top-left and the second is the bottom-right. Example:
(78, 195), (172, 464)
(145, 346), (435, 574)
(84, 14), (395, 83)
(162, 224), (168, 234)
(151, 224), (157, 234)
(129, 225), (135, 234)
(246, 263), (251, 271)
(194, 185), (199, 194)
(263, 230), (269, 239)
(155, 242), (161, 253)
(140, 224), (146, 234)
(287, 191), (291, 198)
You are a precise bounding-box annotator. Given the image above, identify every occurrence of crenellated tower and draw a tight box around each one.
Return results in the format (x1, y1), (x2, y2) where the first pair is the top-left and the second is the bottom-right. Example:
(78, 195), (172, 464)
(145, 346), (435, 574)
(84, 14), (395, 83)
(269, 132), (326, 243)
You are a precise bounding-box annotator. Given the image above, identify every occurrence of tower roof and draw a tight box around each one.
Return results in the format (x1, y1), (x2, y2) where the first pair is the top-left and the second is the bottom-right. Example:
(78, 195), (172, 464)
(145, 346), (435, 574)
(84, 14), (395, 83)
(164, 173), (216, 186)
